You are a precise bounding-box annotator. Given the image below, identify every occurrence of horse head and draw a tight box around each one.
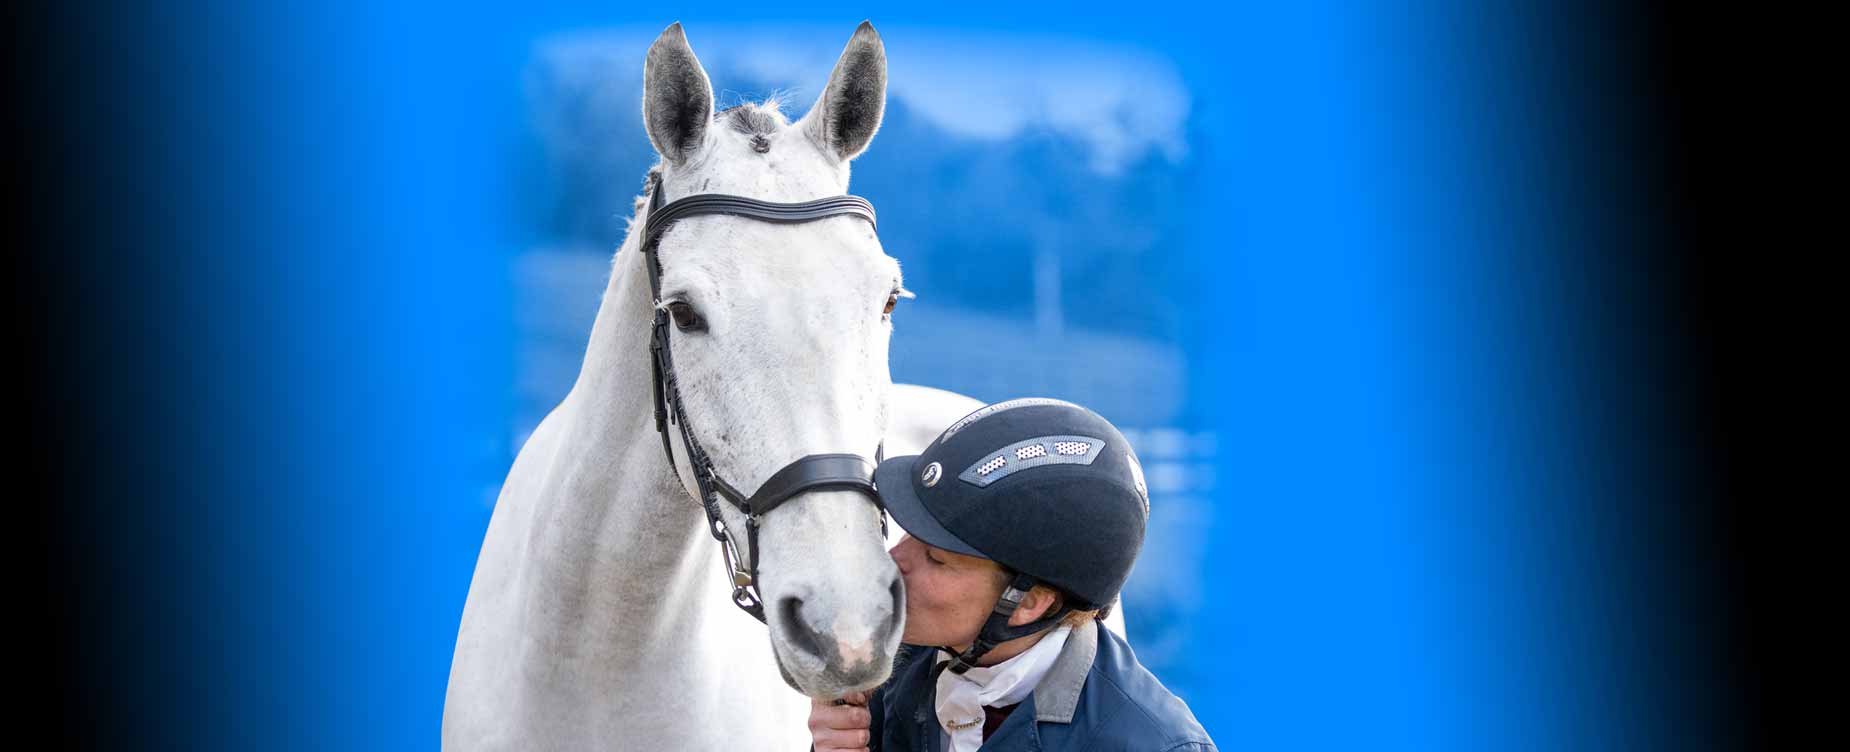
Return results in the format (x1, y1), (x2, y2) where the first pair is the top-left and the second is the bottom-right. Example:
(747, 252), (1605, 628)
(638, 22), (904, 697)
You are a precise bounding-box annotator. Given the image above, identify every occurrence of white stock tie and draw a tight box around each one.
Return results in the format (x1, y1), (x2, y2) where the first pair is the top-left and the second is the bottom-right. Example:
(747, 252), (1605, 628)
(933, 625), (1072, 752)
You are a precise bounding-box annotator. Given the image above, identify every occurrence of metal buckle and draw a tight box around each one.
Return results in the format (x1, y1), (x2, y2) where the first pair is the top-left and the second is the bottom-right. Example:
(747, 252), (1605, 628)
(733, 586), (761, 613)
(713, 520), (753, 588)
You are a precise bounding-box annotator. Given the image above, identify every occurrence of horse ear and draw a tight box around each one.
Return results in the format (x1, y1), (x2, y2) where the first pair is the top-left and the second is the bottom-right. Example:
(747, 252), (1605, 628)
(800, 21), (887, 162)
(643, 22), (714, 166)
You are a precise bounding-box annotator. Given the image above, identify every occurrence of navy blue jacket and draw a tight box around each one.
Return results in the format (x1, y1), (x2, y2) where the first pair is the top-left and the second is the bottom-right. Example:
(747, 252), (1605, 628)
(865, 620), (1216, 751)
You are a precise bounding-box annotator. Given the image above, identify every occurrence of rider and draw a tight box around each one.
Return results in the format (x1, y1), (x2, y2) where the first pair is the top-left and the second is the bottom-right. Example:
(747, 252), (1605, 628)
(810, 398), (1216, 751)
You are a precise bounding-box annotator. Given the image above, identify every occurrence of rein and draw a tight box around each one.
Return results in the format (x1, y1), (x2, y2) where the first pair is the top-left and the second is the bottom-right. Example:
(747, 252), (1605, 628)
(637, 176), (888, 623)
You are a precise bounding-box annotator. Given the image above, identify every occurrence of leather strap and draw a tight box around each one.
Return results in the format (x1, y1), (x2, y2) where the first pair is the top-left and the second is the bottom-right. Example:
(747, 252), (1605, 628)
(942, 572), (1073, 674)
(739, 453), (877, 515)
(645, 193), (876, 242)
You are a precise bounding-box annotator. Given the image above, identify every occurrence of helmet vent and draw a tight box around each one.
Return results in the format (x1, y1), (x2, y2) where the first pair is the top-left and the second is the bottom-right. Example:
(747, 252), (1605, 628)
(958, 435), (1105, 488)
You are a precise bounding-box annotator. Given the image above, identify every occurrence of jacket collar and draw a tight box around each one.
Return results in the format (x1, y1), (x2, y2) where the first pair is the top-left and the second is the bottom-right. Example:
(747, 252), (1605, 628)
(1030, 619), (1098, 724)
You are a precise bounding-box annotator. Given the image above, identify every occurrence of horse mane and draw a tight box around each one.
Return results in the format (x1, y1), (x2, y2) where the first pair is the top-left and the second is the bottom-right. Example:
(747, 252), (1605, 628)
(630, 165), (664, 222)
(720, 94), (790, 135)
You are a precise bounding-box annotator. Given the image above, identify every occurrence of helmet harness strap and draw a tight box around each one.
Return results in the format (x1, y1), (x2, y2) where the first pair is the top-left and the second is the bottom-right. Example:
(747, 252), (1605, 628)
(939, 571), (1075, 675)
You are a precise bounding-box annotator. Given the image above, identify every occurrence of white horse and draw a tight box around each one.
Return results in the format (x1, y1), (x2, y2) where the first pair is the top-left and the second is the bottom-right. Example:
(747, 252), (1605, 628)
(445, 23), (912, 750)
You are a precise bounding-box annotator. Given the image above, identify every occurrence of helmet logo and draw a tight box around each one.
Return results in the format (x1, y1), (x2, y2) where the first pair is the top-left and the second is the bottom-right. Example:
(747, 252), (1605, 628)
(921, 461), (943, 487)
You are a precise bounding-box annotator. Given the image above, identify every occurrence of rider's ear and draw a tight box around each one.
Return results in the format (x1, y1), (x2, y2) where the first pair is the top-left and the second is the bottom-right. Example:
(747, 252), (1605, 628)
(643, 22), (715, 167)
(799, 21), (887, 162)
(1009, 586), (1063, 627)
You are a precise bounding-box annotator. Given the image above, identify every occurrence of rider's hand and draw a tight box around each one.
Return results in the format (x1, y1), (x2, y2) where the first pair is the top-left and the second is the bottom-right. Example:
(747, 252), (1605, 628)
(809, 691), (872, 751)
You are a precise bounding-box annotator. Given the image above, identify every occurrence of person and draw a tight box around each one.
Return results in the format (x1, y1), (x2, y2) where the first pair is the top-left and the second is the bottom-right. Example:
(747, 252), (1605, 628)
(810, 398), (1217, 751)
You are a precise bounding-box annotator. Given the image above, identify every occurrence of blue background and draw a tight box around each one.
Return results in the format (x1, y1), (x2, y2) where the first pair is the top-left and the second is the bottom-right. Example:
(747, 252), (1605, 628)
(29, 1), (1721, 750)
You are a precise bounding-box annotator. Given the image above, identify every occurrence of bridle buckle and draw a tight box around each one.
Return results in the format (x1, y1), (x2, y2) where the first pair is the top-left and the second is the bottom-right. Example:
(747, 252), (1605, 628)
(721, 532), (754, 588)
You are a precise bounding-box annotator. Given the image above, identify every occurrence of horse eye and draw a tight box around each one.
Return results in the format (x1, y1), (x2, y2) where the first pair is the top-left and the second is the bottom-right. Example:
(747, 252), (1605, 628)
(883, 287), (912, 317)
(667, 301), (705, 332)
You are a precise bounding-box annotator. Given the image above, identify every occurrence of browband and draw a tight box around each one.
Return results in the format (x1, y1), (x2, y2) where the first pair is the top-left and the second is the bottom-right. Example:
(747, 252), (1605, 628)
(645, 193), (876, 241)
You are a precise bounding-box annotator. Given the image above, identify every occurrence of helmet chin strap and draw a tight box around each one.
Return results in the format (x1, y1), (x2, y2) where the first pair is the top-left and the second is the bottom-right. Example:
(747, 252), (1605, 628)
(939, 572), (1074, 676)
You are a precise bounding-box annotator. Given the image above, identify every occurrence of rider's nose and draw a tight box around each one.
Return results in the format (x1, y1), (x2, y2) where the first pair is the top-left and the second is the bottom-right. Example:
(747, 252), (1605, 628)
(889, 536), (915, 573)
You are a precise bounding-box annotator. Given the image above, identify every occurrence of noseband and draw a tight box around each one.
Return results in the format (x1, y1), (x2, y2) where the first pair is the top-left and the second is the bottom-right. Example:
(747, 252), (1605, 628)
(639, 177), (887, 624)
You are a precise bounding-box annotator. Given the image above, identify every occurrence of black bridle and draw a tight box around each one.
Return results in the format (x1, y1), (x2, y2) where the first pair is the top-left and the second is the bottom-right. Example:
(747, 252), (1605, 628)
(638, 176), (888, 624)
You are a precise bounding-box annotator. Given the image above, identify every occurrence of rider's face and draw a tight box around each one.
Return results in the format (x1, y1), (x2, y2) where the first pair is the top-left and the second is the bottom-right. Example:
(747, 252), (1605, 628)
(889, 534), (1007, 649)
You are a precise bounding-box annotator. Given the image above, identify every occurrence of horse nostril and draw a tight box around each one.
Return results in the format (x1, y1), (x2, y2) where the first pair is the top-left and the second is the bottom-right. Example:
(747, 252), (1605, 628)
(779, 596), (828, 659)
(885, 574), (904, 637)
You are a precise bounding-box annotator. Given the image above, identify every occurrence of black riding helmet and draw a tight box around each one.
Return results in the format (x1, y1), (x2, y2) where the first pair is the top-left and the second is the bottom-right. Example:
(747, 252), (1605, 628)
(874, 398), (1150, 673)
